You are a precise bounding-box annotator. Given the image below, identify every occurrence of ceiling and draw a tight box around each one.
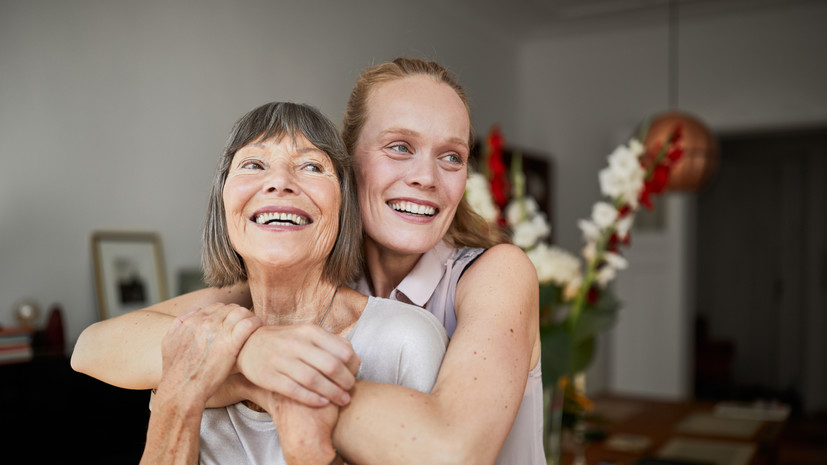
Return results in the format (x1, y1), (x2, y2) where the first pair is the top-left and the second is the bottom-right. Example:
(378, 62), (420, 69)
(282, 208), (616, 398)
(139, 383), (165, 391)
(441, 0), (818, 39)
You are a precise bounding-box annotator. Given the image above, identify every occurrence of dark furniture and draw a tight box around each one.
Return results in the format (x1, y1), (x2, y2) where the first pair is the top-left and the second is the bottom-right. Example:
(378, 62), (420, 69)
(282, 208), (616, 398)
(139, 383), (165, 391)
(1, 352), (150, 464)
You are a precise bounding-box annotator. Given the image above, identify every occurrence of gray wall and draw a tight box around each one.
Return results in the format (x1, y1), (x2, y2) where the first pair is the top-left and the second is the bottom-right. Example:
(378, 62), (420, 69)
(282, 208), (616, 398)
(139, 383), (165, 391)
(0, 0), (519, 345)
(2, 0), (825, 404)
(515, 1), (827, 398)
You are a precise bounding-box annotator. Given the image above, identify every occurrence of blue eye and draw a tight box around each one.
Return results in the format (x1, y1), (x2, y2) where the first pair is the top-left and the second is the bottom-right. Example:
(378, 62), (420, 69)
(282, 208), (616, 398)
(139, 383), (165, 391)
(444, 153), (462, 164)
(389, 144), (410, 153)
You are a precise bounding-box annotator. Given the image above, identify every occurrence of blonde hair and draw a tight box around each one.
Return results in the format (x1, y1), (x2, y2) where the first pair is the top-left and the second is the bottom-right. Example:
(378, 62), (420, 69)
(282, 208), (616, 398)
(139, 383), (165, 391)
(343, 57), (498, 249)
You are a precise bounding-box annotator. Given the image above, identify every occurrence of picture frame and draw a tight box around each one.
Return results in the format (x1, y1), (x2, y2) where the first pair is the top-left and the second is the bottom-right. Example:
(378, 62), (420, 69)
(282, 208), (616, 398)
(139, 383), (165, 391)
(91, 231), (168, 320)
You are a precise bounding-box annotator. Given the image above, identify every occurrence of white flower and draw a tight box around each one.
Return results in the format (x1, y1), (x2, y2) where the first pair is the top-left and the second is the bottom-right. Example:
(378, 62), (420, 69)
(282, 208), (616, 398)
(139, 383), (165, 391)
(511, 215), (550, 249)
(596, 266), (617, 287)
(591, 202), (618, 229)
(465, 172), (499, 224)
(582, 241), (597, 262)
(526, 243), (583, 287)
(615, 215), (634, 240)
(578, 219), (601, 242)
(604, 252), (628, 270)
(607, 143), (642, 177)
(563, 275), (583, 302)
(627, 138), (645, 157)
(505, 197), (539, 227)
(599, 140), (646, 207)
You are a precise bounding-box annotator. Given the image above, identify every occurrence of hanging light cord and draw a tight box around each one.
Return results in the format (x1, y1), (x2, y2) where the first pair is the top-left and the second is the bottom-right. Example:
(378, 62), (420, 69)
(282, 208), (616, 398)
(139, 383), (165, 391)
(668, 0), (679, 109)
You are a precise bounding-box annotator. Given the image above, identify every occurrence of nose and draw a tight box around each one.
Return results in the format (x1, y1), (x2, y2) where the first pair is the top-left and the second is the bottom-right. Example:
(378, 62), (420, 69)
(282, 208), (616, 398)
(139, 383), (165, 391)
(406, 153), (437, 190)
(263, 162), (300, 195)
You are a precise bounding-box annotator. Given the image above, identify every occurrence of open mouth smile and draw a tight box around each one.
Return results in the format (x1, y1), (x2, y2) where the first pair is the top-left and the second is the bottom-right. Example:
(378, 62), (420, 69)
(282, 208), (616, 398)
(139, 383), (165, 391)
(387, 200), (437, 217)
(254, 211), (311, 226)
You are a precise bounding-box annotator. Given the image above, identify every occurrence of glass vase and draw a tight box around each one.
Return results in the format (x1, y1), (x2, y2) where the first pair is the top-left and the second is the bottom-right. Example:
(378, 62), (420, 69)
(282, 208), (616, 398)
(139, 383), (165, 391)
(544, 378), (565, 465)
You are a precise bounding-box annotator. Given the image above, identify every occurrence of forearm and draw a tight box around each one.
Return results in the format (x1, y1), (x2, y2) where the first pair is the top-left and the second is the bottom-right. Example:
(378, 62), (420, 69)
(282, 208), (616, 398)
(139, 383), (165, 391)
(333, 381), (500, 465)
(72, 284), (252, 390)
(140, 390), (204, 465)
(71, 310), (171, 389)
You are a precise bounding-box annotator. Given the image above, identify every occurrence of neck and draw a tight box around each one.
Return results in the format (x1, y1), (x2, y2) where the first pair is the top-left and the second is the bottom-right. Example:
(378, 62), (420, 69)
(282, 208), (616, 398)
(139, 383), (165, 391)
(245, 262), (337, 325)
(363, 237), (424, 298)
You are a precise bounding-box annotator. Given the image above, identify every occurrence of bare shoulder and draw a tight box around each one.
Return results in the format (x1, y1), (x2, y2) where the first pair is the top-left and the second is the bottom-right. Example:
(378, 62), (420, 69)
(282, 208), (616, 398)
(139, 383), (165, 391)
(463, 243), (538, 287)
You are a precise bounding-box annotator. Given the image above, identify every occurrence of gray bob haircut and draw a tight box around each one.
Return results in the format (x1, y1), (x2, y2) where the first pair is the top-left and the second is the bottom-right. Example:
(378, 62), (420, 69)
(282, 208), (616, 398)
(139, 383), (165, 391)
(202, 102), (362, 287)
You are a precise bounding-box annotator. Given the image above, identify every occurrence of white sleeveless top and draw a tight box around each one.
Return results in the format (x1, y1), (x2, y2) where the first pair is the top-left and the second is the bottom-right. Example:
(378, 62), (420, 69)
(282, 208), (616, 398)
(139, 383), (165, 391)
(197, 297), (448, 465)
(355, 241), (546, 465)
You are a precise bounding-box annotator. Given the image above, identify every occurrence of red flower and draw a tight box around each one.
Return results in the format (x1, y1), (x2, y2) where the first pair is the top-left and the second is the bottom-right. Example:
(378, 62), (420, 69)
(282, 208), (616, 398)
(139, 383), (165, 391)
(486, 126), (510, 212)
(667, 146), (683, 162)
(608, 232), (631, 252)
(639, 184), (654, 210)
(650, 164), (671, 193)
(586, 285), (601, 306)
(618, 205), (632, 218)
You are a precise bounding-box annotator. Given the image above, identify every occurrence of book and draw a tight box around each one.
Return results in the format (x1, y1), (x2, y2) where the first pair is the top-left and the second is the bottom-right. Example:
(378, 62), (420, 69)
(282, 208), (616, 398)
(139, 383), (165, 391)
(0, 326), (34, 364)
(0, 344), (33, 364)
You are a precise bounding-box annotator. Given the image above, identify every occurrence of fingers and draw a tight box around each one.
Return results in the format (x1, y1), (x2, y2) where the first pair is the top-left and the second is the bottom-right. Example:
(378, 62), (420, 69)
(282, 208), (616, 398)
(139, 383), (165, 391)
(308, 328), (361, 376)
(238, 325), (360, 407)
(217, 304), (263, 350)
(283, 353), (353, 406)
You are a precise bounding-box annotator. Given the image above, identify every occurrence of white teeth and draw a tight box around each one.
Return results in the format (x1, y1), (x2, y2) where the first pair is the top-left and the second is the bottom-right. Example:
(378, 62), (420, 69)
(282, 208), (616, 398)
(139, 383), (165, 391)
(388, 201), (436, 216)
(255, 212), (310, 225)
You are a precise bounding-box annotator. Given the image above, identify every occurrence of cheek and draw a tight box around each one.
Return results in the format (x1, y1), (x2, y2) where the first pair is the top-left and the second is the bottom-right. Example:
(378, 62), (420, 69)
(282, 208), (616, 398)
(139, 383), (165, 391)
(441, 171), (468, 211)
(223, 178), (251, 213)
(313, 181), (342, 224)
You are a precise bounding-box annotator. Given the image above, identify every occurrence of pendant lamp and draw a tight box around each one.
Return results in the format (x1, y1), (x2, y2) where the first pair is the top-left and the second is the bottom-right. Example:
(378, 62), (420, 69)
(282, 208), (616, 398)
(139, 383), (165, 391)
(644, 0), (718, 191)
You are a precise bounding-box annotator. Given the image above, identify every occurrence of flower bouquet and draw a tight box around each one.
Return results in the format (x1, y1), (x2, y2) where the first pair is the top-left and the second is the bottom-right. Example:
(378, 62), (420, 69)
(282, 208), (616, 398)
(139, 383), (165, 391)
(466, 122), (684, 455)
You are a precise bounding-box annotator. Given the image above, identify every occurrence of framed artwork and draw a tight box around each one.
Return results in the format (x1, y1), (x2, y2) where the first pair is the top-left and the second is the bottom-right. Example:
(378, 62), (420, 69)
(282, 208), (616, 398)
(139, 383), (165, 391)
(91, 231), (168, 320)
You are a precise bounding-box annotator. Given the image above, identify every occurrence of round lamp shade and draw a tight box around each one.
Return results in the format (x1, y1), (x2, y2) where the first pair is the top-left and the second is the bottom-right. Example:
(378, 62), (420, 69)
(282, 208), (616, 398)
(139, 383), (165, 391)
(644, 111), (719, 191)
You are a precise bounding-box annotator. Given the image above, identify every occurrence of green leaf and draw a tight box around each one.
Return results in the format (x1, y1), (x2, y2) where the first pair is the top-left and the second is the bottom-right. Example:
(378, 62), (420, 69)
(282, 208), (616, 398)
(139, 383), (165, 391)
(570, 291), (621, 343)
(568, 335), (596, 374)
(540, 324), (571, 386)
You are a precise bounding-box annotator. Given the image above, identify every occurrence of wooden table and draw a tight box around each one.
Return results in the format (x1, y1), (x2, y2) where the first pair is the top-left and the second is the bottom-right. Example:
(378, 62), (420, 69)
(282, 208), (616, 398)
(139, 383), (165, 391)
(560, 395), (787, 465)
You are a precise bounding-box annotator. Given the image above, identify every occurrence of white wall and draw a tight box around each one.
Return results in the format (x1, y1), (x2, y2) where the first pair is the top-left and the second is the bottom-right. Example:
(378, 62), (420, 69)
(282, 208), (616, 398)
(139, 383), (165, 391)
(516, 1), (827, 397)
(0, 0), (520, 346)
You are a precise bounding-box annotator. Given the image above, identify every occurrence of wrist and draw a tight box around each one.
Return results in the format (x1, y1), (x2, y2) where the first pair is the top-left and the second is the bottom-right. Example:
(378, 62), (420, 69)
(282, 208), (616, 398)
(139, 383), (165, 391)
(154, 383), (208, 417)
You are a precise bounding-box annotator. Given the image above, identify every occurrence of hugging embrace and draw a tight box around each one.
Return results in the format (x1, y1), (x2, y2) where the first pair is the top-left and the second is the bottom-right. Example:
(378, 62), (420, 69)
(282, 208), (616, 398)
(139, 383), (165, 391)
(73, 58), (544, 465)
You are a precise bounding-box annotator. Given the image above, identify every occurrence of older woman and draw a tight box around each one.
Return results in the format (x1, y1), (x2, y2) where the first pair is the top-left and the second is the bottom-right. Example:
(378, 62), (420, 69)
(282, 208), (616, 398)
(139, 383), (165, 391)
(132, 101), (447, 464)
(74, 58), (543, 465)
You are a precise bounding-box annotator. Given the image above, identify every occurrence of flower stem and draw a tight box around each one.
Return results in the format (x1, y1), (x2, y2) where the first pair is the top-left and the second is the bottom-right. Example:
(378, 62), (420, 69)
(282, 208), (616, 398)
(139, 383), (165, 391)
(568, 227), (611, 332)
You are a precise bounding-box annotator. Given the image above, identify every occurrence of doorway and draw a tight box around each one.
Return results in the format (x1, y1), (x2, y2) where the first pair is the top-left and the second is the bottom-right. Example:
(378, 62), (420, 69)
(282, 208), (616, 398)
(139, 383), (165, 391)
(694, 127), (827, 415)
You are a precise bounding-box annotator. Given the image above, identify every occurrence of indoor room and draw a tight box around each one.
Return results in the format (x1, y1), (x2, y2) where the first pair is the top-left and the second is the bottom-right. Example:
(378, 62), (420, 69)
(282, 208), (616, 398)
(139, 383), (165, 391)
(1, 0), (825, 463)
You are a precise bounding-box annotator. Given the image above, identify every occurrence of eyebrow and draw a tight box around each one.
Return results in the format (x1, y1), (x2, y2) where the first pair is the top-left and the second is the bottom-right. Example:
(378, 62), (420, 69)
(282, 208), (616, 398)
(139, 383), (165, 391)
(380, 127), (469, 150)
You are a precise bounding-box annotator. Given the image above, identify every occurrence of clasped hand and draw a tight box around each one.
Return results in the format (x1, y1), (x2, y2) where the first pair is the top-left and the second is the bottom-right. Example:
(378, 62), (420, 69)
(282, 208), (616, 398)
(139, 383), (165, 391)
(159, 303), (358, 464)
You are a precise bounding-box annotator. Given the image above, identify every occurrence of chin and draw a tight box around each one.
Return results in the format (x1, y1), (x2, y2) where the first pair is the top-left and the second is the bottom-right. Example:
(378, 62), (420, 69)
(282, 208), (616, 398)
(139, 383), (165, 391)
(388, 233), (443, 255)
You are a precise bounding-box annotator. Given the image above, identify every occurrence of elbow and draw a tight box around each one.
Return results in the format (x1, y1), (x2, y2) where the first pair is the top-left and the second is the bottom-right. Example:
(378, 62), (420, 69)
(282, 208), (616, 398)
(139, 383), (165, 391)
(69, 329), (92, 374)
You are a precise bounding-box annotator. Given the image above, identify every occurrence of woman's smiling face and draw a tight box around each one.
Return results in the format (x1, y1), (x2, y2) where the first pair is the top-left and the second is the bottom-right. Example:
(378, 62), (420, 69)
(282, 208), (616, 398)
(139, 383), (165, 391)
(222, 133), (341, 274)
(353, 75), (471, 256)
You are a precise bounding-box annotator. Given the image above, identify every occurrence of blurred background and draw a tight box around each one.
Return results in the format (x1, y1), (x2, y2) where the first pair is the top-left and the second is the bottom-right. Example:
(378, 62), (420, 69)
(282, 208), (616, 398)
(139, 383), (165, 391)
(1, 0), (825, 453)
